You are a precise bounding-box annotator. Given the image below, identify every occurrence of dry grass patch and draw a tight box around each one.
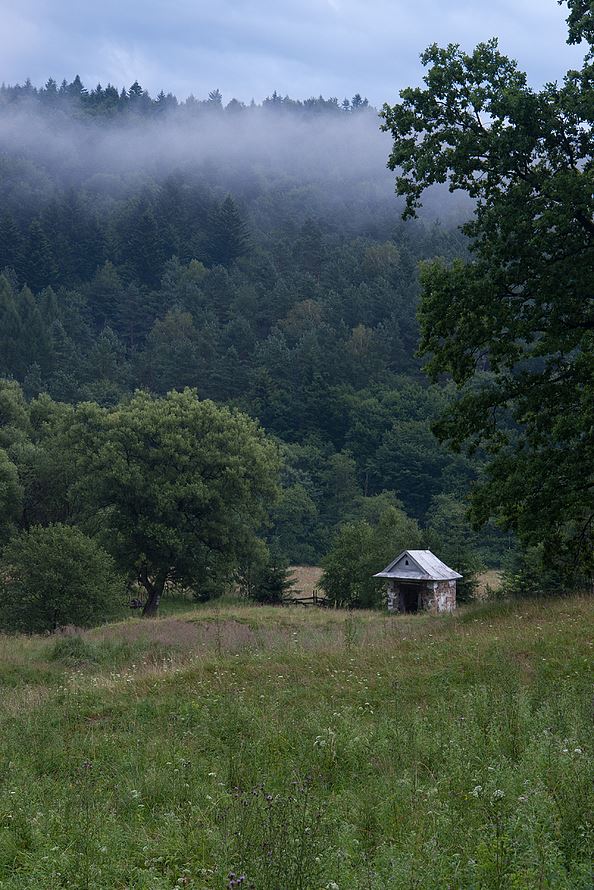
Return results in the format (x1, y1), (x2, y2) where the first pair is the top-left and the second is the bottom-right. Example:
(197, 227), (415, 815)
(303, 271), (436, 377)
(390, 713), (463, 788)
(287, 564), (323, 598)
(475, 569), (502, 597)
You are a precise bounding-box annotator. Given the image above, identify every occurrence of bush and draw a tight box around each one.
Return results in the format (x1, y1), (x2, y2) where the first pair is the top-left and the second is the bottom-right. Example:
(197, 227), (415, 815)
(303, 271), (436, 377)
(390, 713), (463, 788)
(250, 562), (295, 604)
(237, 543), (295, 604)
(0, 524), (124, 633)
(321, 506), (422, 608)
(499, 545), (576, 598)
(49, 635), (97, 664)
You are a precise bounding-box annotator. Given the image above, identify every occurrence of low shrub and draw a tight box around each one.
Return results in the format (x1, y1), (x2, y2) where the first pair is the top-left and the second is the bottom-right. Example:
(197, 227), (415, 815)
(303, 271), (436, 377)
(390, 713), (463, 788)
(0, 524), (125, 633)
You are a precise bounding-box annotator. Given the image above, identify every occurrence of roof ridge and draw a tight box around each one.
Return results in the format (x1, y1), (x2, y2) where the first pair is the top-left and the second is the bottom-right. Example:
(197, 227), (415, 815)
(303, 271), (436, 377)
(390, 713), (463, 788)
(373, 548), (462, 580)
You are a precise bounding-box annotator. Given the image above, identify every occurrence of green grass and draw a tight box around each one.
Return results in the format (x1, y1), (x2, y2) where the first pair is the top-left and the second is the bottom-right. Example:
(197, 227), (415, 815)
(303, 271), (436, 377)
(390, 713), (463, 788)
(0, 596), (592, 888)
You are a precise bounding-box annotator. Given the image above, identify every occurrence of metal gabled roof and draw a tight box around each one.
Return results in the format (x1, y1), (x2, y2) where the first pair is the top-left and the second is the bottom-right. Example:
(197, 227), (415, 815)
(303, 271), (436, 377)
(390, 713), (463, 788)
(374, 549), (462, 581)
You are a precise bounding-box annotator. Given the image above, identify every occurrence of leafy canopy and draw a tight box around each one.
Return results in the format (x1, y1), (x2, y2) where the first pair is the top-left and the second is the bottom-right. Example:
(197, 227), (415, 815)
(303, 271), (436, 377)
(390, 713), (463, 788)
(66, 388), (280, 615)
(381, 0), (594, 575)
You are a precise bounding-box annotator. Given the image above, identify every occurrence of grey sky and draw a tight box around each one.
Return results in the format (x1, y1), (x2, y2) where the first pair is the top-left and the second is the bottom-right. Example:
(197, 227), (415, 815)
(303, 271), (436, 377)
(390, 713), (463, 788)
(1, 0), (585, 105)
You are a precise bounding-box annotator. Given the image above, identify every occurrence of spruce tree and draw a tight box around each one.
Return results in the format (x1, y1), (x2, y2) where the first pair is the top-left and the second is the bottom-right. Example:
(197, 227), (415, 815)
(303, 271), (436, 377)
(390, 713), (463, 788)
(24, 219), (58, 291)
(206, 196), (249, 267)
(0, 213), (24, 279)
(118, 201), (166, 288)
(86, 261), (124, 329)
(17, 286), (51, 374)
(0, 276), (24, 377)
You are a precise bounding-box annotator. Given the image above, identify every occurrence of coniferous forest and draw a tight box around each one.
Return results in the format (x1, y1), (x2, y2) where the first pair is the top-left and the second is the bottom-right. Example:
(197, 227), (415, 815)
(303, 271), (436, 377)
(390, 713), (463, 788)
(0, 77), (495, 594)
(2, 9), (592, 617)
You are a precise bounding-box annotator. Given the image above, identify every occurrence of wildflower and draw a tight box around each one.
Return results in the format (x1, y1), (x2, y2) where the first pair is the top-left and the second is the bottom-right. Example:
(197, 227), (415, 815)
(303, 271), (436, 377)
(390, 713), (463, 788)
(574, 747), (583, 754)
(492, 789), (505, 801)
(470, 785), (482, 797)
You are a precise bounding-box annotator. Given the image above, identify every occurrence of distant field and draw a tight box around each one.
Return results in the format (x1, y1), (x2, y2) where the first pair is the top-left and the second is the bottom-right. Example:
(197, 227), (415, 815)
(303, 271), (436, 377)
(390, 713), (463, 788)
(288, 564), (324, 598)
(288, 566), (502, 600)
(0, 595), (591, 888)
(476, 569), (502, 597)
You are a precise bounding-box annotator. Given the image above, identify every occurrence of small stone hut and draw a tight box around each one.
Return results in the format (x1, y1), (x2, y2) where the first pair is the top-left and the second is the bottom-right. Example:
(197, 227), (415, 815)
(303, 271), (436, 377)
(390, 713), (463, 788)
(374, 549), (461, 614)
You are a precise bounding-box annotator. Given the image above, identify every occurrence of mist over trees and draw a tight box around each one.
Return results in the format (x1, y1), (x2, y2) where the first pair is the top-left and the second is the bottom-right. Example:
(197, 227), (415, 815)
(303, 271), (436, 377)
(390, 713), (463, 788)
(0, 71), (517, 623)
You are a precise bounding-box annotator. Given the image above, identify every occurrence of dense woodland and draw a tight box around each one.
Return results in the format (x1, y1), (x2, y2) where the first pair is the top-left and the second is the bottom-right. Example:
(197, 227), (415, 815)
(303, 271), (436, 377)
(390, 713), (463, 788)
(0, 79), (496, 597)
(2, 3), (591, 625)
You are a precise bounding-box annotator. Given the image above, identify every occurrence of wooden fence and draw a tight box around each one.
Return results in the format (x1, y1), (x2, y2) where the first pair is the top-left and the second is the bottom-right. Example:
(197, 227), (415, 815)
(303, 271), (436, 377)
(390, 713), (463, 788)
(283, 586), (329, 607)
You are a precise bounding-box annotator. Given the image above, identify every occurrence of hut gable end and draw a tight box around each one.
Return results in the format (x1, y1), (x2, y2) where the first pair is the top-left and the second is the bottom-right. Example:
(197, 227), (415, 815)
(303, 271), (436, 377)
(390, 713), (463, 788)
(376, 551), (428, 580)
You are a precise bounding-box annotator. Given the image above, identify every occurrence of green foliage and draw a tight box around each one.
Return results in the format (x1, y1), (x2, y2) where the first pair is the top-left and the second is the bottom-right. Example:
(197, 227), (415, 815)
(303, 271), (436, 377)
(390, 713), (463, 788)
(66, 389), (280, 615)
(321, 505), (423, 608)
(426, 494), (484, 602)
(249, 561), (295, 604)
(0, 524), (122, 632)
(0, 450), (23, 543)
(381, 8), (594, 576)
(499, 545), (578, 599)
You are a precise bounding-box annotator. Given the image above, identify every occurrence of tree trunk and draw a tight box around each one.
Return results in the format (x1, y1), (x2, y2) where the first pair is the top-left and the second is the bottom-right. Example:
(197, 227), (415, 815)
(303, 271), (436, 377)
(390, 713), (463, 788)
(139, 568), (167, 618)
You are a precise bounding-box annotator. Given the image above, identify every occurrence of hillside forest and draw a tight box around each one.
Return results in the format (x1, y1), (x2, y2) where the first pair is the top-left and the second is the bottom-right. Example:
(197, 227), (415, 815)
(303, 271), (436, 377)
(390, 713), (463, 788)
(0, 0), (591, 624)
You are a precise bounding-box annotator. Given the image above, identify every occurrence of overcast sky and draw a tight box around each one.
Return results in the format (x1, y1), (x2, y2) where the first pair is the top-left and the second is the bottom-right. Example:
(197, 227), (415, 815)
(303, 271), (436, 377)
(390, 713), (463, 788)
(1, 0), (585, 105)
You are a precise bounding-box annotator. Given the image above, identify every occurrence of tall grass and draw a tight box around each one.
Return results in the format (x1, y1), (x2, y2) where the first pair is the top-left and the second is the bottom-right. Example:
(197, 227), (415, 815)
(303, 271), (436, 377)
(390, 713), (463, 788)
(0, 596), (591, 888)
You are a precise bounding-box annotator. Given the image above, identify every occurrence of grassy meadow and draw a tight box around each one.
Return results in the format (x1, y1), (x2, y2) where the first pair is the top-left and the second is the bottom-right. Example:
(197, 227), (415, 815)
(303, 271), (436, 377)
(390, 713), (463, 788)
(0, 595), (592, 889)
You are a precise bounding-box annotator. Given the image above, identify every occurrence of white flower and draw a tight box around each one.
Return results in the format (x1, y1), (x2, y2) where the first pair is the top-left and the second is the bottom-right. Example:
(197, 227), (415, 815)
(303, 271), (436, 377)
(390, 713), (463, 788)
(574, 747), (583, 754)
(492, 789), (505, 801)
(470, 785), (482, 797)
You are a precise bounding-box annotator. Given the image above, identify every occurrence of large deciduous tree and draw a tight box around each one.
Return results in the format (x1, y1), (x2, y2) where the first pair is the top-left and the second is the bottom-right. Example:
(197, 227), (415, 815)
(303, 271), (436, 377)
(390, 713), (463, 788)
(67, 388), (279, 615)
(381, 0), (594, 577)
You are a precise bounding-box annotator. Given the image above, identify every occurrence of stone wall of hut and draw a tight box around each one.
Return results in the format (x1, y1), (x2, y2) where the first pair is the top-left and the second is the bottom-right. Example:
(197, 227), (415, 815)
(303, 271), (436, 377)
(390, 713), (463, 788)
(386, 579), (456, 613)
(422, 579), (456, 613)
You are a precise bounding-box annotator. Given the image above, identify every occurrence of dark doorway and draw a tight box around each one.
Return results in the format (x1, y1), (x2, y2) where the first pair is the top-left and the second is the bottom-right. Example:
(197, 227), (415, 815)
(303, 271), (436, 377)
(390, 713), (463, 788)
(400, 583), (420, 613)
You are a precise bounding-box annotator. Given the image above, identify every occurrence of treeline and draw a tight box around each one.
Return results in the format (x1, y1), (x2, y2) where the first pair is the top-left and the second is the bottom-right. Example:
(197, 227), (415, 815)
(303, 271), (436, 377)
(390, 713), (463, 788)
(0, 380), (488, 630)
(0, 215), (478, 563)
(0, 76), (371, 117)
(0, 85), (503, 602)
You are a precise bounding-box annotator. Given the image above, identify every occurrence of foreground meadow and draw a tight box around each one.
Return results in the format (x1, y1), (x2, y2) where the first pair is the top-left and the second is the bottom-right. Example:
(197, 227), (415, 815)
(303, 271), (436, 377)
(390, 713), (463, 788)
(0, 596), (592, 889)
